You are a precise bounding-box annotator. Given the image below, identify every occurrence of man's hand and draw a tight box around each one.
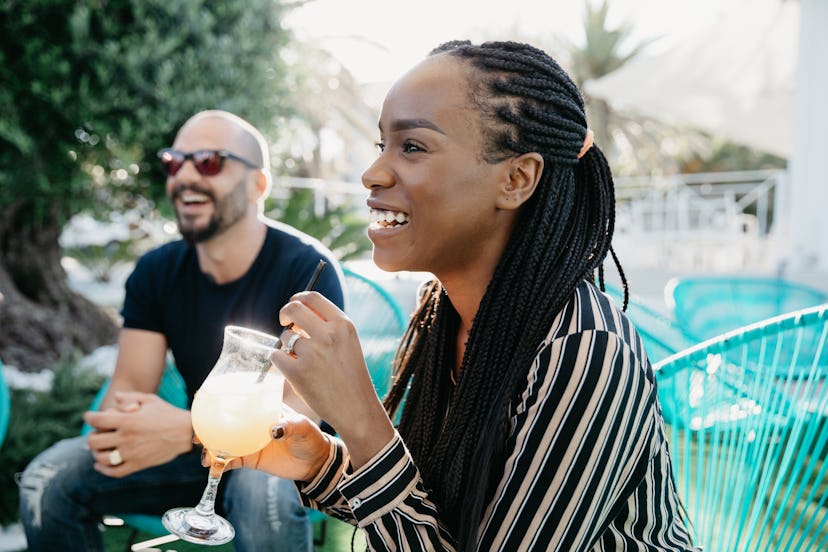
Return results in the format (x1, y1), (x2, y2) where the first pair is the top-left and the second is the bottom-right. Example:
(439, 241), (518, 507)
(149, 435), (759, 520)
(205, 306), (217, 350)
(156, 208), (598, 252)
(83, 391), (194, 478)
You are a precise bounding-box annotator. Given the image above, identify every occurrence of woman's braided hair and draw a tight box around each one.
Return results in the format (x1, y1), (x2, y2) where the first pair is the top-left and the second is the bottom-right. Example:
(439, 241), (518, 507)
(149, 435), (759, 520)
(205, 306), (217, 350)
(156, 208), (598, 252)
(382, 40), (626, 548)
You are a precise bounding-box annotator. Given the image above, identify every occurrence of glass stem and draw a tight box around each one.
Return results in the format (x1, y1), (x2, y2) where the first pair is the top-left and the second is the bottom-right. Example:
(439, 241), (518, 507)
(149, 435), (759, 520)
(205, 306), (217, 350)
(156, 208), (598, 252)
(194, 458), (227, 517)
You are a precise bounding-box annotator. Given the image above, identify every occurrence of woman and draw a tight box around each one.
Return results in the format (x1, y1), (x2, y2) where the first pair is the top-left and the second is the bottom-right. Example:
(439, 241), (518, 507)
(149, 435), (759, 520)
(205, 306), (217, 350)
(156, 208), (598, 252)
(237, 40), (696, 551)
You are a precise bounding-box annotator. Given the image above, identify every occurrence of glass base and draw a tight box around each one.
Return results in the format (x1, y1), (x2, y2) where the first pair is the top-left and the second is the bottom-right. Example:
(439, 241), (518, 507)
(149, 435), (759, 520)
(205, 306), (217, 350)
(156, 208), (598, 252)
(162, 507), (235, 545)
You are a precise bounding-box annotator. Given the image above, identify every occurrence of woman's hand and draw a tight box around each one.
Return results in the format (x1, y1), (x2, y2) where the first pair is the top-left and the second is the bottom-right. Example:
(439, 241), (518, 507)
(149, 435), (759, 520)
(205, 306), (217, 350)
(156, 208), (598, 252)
(270, 291), (396, 468)
(219, 405), (331, 482)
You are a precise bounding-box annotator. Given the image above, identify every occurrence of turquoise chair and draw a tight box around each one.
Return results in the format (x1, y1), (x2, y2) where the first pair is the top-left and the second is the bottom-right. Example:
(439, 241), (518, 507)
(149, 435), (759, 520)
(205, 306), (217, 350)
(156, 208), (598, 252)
(82, 362), (188, 548)
(342, 266), (408, 400)
(1, 359), (10, 448)
(604, 283), (699, 363)
(666, 275), (828, 341)
(653, 303), (828, 551)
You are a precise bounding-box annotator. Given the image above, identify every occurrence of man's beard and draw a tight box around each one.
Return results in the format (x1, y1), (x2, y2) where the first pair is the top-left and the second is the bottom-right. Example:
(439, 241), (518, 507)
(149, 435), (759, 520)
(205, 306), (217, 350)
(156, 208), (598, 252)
(172, 179), (248, 245)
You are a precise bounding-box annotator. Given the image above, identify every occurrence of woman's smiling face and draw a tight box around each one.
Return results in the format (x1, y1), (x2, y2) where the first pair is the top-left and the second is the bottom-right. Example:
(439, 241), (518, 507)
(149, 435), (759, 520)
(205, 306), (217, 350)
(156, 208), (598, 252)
(362, 54), (517, 278)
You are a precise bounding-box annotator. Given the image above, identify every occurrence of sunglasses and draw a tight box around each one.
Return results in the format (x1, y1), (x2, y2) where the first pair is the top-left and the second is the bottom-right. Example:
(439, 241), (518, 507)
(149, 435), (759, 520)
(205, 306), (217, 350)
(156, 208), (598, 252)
(157, 148), (260, 177)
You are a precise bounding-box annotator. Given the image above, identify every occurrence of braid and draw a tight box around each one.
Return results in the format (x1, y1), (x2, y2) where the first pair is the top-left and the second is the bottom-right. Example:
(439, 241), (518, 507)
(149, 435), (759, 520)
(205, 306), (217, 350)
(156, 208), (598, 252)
(383, 40), (626, 547)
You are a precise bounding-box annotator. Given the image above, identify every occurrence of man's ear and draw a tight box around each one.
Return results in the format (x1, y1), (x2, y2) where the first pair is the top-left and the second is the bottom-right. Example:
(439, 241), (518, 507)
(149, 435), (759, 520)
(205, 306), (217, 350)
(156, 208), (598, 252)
(495, 152), (543, 210)
(250, 169), (271, 201)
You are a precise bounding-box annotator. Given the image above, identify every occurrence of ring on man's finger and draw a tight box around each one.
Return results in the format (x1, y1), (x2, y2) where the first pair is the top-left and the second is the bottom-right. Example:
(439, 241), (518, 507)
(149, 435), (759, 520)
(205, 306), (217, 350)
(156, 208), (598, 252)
(284, 333), (302, 356)
(109, 449), (124, 466)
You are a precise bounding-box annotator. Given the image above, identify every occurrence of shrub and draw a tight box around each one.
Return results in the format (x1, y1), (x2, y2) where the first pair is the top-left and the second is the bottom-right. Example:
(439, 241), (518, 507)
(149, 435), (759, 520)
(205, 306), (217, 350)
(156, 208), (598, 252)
(0, 358), (104, 525)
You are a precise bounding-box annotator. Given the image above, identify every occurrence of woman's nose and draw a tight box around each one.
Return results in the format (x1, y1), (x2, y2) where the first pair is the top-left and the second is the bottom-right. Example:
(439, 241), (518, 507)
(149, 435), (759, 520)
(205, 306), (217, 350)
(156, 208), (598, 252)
(361, 157), (395, 190)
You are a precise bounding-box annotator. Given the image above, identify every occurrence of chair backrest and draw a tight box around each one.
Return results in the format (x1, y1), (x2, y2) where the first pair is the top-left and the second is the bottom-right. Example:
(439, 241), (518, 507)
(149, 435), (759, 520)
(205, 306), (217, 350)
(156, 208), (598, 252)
(0, 359), (10, 448)
(342, 267), (408, 399)
(653, 304), (828, 551)
(603, 283), (699, 363)
(666, 275), (828, 340)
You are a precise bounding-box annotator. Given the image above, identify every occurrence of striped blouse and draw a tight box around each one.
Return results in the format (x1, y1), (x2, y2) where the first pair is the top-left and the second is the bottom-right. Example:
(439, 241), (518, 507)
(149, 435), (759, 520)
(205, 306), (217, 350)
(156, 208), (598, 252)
(298, 280), (698, 551)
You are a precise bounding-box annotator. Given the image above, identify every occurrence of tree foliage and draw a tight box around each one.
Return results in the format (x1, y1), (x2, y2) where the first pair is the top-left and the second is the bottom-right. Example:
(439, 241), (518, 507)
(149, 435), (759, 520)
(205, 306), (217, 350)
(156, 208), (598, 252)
(565, 0), (653, 165)
(0, 0), (294, 225)
(567, 0), (650, 88)
(0, 359), (104, 524)
(0, 0), (298, 370)
(265, 188), (372, 262)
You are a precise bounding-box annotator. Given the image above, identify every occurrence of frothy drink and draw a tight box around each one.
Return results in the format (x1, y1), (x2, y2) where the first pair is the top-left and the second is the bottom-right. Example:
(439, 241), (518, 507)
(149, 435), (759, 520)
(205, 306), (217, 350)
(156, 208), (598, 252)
(192, 370), (284, 458)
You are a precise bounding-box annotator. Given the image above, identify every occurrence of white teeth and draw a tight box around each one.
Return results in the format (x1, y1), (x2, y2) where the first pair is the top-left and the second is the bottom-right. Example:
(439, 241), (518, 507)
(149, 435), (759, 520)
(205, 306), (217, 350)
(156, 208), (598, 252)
(369, 208), (409, 227)
(181, 192), (209, 203)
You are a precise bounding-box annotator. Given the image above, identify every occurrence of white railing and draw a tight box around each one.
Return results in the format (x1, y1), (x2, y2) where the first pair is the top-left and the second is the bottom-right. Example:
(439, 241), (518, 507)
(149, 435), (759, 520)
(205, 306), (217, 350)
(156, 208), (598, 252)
(271, 176), (368, 217)
(611, 170), (785, 271)
(272, 170), (786, 272)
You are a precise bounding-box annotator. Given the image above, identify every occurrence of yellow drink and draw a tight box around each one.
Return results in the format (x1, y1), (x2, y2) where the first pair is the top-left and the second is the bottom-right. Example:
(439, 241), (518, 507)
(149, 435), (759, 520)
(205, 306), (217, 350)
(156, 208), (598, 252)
(192, 370), (284, 458)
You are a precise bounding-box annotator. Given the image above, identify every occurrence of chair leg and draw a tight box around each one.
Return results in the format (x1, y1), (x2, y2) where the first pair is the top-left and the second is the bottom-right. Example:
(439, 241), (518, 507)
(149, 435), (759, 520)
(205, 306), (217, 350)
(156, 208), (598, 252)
(313, 518), (327, 546)
(125, 528), (140, 552)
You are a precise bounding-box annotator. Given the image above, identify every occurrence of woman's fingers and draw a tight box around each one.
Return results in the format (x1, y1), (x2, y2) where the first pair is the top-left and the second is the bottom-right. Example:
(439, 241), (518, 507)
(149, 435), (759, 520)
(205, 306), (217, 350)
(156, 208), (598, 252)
(279, 291), (345, 330)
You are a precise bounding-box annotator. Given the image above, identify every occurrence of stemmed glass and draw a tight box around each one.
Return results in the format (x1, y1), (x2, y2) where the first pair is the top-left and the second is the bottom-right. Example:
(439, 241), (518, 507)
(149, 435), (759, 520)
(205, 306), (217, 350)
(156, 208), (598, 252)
(162, 325), (285, 545)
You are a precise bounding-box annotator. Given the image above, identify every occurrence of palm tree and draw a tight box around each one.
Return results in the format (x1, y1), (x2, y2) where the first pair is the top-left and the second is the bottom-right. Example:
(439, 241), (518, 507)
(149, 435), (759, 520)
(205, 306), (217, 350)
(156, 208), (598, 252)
(565, 0), (654, 166)
(268, 41), (380, 260)
(274, 41), (380, 182)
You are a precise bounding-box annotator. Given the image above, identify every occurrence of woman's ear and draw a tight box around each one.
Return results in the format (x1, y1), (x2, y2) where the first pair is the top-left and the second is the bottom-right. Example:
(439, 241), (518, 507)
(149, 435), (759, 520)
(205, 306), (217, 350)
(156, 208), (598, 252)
(495, 152), (543, 210)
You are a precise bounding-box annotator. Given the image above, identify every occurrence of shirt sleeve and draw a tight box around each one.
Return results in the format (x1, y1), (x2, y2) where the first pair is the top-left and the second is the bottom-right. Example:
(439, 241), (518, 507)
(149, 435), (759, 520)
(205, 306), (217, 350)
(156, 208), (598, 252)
(297, 432), (457, 551)
(299, 329), (659, 552)
(121, 253), (163, 332)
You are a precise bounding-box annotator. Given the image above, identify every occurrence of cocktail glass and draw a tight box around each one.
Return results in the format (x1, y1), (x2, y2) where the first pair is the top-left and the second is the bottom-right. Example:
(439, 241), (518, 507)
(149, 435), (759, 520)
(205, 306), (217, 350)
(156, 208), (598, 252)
(162, 325), (284, 545)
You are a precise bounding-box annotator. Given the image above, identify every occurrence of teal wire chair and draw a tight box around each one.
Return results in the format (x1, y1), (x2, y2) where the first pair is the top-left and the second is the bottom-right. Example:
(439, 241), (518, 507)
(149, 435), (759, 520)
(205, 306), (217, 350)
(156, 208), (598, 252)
(0, 359), (10, 449)
(665, 275), (828, 341)
(654, 304), (828, 551)
(342, 266), (408, 400)
(603, 283), (698, 363)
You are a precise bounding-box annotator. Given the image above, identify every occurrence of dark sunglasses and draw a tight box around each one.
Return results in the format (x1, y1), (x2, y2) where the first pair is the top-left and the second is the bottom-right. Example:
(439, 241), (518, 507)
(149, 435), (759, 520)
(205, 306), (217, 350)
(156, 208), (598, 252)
(157, 148), (260, 177)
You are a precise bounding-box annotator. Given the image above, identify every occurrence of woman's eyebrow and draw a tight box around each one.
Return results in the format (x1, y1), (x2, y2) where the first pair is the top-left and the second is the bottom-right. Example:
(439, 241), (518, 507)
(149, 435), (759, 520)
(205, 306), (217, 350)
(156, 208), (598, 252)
(379, 118), (447, 135)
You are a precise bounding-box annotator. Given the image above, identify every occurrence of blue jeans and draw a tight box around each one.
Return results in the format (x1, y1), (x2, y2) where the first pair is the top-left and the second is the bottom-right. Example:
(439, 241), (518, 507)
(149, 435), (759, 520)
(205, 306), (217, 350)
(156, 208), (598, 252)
(18, 436), (311, 551)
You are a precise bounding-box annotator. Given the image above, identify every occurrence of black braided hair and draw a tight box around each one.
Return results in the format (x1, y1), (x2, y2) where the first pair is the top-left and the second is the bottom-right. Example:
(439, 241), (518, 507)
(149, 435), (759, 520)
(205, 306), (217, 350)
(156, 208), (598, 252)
(383, 40), (627, 548)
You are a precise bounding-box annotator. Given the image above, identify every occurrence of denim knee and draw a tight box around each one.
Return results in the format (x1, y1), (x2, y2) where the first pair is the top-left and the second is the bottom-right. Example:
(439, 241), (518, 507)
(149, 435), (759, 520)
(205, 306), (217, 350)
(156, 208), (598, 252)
(223, 470), (311, 552)
(18, 436), (103, 551)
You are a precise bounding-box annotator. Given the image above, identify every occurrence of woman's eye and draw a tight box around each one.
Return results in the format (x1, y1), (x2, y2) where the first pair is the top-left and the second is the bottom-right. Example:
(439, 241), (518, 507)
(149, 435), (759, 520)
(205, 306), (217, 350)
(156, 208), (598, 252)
(374, 141), (386, 153)
(402, 141), (423, 154)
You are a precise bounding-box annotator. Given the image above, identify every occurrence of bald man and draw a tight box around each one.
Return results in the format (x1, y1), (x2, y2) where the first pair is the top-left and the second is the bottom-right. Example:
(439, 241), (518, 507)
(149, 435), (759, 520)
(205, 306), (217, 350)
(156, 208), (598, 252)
(19, 111), (344, 551)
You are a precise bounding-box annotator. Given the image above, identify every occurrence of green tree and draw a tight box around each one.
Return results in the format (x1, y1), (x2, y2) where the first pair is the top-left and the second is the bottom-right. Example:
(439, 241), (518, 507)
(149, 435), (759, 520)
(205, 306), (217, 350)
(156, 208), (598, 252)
(567, 0), (651, 163)
(266, 188), (371, 262)
(0, 0), (296, 371)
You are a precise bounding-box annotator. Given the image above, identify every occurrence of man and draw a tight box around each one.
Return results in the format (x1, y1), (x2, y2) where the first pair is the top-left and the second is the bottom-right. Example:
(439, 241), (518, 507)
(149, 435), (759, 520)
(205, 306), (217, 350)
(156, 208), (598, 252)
(18, 110), (344, 551)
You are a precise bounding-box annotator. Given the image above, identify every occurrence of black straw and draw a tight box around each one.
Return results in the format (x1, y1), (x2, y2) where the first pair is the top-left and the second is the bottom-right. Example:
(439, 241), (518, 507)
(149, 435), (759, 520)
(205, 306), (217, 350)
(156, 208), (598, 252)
(258, 260), (327, 383)
(285, 259), (327, 330)
(303, 259), (327, 294)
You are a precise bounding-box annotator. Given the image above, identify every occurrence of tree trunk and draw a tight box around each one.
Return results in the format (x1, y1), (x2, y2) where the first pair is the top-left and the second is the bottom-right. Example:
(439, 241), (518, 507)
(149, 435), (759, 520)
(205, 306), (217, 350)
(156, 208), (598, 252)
(0, 203), (118, 372)
(588, 97), (615, 162)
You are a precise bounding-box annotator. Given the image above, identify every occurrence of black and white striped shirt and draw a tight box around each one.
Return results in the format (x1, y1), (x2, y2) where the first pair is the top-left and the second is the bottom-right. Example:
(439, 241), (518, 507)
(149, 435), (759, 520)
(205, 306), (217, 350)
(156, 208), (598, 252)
(299, 280), (698, 551)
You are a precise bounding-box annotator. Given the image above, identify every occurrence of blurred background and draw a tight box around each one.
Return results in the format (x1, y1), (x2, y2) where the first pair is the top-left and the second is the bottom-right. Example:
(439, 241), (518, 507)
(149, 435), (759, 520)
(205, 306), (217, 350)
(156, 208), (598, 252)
(1, 0), (825, 548)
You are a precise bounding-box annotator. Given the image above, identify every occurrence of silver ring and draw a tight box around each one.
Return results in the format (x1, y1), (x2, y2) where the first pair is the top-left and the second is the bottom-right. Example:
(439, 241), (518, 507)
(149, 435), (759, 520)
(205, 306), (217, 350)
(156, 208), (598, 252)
(108, 449), (124, 466)
(284, 333), (302, 355)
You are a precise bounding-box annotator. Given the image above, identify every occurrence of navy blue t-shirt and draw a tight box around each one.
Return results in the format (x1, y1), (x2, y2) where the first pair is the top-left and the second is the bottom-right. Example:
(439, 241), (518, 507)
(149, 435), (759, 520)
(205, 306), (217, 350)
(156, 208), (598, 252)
(121, 220), (345, 404)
